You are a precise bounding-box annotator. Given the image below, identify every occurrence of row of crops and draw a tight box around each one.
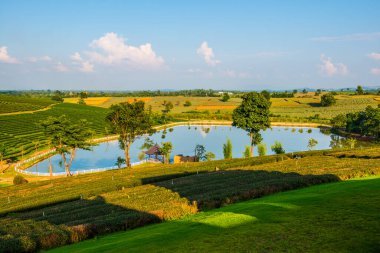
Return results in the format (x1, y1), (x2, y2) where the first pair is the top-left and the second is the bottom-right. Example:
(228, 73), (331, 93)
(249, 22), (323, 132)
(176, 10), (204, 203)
(0, 166), (339, 252)
(0, 94), (56, 114)
(1, 148), (380, 252)
(0, 103), (109, 159)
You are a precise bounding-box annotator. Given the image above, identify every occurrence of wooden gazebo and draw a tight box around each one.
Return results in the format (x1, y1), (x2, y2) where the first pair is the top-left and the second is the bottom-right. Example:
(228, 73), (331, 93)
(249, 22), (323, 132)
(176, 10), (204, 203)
(144, 144), (163, 160)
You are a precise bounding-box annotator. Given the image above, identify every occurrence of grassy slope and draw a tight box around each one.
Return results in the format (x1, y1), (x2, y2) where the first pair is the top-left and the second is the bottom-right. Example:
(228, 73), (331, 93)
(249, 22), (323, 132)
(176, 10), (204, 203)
(0, 95), (56, 114)
(50, 176), (380, 253)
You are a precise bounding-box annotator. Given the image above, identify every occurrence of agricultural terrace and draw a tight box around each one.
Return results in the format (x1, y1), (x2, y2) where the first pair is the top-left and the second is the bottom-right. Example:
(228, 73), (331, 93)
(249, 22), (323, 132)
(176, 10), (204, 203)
(65, 93), (380, 123)
(51, 176), (380, 253)
(0, 103), (109, 159)
(1, 147), (380, 252)
(0, 94), (57, 114)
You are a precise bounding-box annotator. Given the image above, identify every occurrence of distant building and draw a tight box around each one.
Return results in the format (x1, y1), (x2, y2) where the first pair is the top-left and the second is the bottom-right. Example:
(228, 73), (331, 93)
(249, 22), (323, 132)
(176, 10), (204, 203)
(173, 154), (198, 164)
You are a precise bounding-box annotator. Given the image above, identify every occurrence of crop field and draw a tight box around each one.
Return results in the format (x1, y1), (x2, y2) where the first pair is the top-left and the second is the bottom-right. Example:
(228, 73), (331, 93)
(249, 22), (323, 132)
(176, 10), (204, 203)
(1, 147), (380, 252)
(51, 176), (380, 253)
(64, 94), (379, 122)
(0, 103), (109, 159)
(0, 94), (56, 114)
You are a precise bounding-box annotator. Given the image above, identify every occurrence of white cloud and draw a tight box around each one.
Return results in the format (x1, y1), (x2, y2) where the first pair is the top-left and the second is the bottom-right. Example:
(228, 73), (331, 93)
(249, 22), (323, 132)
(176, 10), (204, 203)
(370, 68), (380, 75)
(0, 46), (19, 64)
(54, 62), (69, 72)
(311, 32), (380, 42)
(319, 54), (348, 76)
(79, 61), (94, 73)
(28, 55), (52, 62)
(368, 52), (380, 60)
(197, 41), (220, 66)
(87, 32), (164, 68)
(70, 52), (83, 62)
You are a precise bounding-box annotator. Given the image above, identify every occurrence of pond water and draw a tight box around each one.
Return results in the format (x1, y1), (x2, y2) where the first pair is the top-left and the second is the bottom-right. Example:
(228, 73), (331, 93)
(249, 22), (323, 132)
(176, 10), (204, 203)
(27, 125), (335, 173)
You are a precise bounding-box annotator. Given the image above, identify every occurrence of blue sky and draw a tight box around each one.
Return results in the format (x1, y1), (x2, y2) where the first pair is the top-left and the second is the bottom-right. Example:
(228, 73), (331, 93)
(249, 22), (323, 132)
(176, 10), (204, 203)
(1, 0), (380, 90)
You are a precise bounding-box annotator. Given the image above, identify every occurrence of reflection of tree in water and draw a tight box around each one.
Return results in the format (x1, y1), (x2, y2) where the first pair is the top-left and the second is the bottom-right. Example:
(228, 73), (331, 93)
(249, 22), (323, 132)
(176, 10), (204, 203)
(330, 135), (349, 149)
(199, 127), (211, 138)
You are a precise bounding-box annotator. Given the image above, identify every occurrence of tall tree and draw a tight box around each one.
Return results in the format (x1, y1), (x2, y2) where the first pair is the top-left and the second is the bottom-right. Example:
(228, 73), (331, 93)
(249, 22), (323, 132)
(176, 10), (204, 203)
(223, 139), (233, 159)
(159, 141), (173, 164)
(356, 85), (364, 95)
(232, 92), (271, 157)
(40, 115), (93, 176)
(194, 144), (206, 161)
(106, 101), (155, 167)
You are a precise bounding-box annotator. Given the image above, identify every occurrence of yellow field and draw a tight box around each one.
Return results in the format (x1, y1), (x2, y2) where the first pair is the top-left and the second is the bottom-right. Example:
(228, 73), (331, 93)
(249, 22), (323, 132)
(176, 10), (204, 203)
(63, 93), (379, 119)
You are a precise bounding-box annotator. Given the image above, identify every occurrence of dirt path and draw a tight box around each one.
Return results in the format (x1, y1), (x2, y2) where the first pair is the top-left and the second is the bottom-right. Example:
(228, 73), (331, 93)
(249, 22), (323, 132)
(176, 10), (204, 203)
(0, 103), (57, 116)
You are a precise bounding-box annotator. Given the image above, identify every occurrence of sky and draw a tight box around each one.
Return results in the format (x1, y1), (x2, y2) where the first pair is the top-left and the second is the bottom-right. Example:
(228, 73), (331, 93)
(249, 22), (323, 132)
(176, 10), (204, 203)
(0, 0), (380, 91)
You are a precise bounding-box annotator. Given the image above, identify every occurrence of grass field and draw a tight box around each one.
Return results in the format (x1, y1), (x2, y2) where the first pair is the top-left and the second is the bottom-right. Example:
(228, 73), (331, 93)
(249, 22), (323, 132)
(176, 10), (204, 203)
(0, 94), (56, 114)
(1, 147), (380, 252)
(50, 176), (380, 253)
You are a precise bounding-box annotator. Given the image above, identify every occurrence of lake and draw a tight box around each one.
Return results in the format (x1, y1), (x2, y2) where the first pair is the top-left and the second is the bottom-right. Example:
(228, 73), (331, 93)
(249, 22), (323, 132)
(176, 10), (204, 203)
(27, 125), (335, 173)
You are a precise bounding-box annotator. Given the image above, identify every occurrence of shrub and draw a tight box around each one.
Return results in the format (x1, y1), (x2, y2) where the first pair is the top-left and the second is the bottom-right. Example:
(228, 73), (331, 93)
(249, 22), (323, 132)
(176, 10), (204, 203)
(321, 93), (336, 107)
(13, 175), (28, 185)
(271, 141), (285, 154)
(223, 139), (233, 159)
(183, 101), (192, 107)
(243, 146), (251, 158)
(258, 143), (267, 156)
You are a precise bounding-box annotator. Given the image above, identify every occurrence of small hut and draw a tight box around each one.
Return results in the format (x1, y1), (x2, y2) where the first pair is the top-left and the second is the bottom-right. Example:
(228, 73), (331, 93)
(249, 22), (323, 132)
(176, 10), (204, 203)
(144, 144), (163, 161)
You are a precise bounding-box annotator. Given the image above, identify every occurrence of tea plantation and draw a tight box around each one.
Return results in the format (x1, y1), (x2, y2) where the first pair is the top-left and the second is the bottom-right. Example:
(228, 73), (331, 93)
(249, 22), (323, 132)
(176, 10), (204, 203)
(1, 147), (379, 252)
(0, 95), (56, 114)
(0, 103), (109, 159)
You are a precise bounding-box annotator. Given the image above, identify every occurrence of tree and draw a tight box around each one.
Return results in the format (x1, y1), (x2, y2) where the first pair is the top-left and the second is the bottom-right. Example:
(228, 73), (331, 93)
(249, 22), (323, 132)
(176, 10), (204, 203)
(257, 143), (267, 156)
(140, 138), (154, 150)
(79, 91), (88, 99)
(331, 114), (347, 129)
(223, 139), (233, 159)
(163, 101), (174, 113)
(356, 85), (364, 95)
(320, 93), (336, 107)
(346, 138), (357, 149)
(271, 141), (285, 154)
(232, 92), (271, 157)
(184, 101), (192, 107)
(115, 156), (126, 168)
(51, 90), (64, 102)
(0, 144), (7, 172)
(194, 144), (206, 161)
(307, 138), (318, 150)
(205, 152), (216, 161)
(243, 146), (251, 158)
(260, 90), (271, 101)
(40, 115), (93, 176)
(221, 92), (230, 102)
(106, 101), (155, 168)
(78, 98), (86, 105)
(159, 141), (173, 164)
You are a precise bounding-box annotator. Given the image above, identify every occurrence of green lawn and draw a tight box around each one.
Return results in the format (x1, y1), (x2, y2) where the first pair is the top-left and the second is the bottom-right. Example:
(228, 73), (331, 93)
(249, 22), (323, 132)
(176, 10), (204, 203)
(50, 176), (380, 253)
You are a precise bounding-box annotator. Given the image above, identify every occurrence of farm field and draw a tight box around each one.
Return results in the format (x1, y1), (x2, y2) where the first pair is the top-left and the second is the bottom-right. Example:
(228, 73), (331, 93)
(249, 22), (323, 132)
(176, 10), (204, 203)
(0, 103), (109, 159)
(50, 176), (380, 253)
(0, 94), (57, 114)
(65, 93), (380, 121)
(1, 147), (380, 252)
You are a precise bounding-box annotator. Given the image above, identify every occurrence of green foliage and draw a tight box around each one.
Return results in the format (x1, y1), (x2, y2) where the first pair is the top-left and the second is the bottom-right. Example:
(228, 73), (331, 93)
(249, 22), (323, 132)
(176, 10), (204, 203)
(194, 144), (206, 161)
(106, 101), (155, 167)
(159, 142), (173, 164)
(183, 101), (192, 107)
(243, 146), (251, 158)
(320, 93), (336, 107)
(271, 141), (285, 154)
(331, 114), (347, 129)
(232, 92), (271, 156)
(260, 90), (271, 100)
(307, 138), (318, 150)
(79, 91), (88, 99)
(257, 143), (267, 156)
(356, 85), (364, 95)
(13, 175), (28, 185)
(40, 115), (94, 176)
(140, 138), (154, 150)
(162, 101), (174, 113)
(115, 156), (126, 168)
(223, 139), (233, 159)
(78, 98), (86, 105)
(346, 138), (357, 149)
(221, 92), (230, 102)
(204, 152), (216, 161)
